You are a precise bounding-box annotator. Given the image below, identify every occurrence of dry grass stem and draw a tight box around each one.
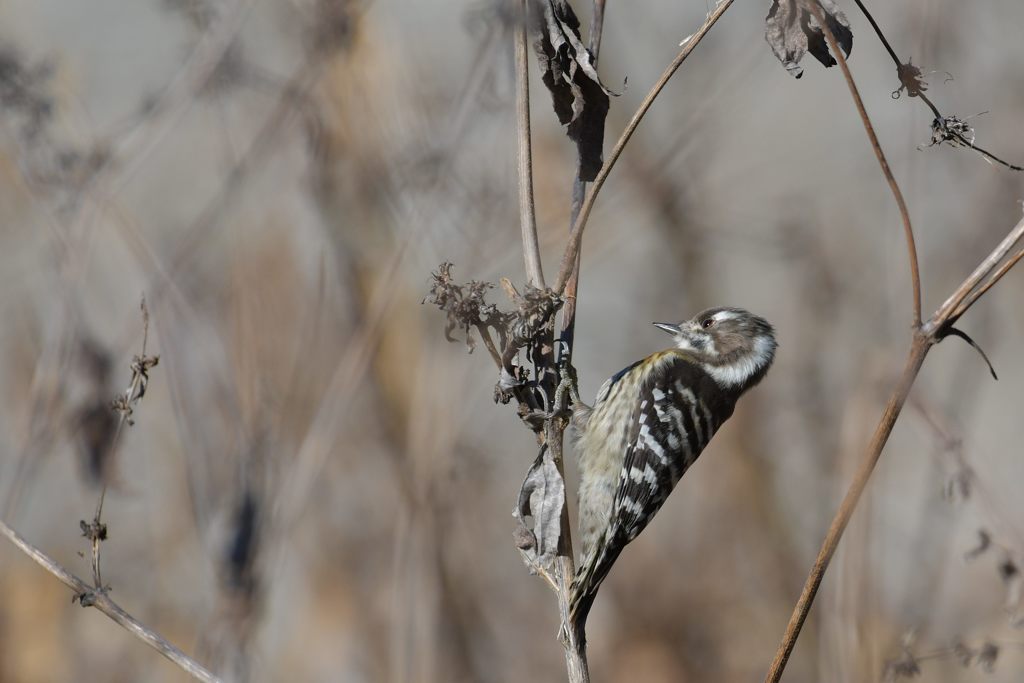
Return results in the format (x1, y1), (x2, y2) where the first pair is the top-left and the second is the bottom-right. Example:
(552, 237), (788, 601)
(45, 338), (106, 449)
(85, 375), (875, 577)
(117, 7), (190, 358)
(764, 6), (1024, 679)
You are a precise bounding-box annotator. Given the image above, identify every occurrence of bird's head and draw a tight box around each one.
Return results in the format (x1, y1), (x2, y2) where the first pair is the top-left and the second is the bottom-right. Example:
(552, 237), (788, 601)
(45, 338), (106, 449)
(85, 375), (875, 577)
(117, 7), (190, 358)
(654, 307), (777, 391)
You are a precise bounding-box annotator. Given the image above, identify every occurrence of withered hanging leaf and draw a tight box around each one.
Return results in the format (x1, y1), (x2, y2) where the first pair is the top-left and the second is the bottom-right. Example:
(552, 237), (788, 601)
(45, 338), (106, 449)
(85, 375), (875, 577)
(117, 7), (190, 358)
(765, 0), (853, 79)
(531, 0), (612, 181)
(513, 445), (564, 569)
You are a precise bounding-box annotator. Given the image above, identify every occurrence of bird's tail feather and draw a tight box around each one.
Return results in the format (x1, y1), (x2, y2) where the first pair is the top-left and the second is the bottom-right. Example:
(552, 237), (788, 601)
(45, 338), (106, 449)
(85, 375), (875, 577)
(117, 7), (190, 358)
(568, 539), (623, 646)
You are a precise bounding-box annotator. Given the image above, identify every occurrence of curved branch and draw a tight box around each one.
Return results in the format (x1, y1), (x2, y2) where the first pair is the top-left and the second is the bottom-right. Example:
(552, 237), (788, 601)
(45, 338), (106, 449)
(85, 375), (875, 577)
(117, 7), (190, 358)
(553, 0), (736, 295)
(805, 0), (921, 327)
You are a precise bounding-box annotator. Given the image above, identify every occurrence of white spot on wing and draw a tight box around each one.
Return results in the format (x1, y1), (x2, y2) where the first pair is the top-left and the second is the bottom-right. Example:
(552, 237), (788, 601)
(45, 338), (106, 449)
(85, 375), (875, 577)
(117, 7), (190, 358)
(619, 497), (644, 516)
(679, 387), (704, 447)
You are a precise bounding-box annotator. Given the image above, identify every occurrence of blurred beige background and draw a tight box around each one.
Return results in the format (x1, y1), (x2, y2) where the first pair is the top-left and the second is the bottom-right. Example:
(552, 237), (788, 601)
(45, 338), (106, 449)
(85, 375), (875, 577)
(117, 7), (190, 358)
(1, 1), (1023, 681)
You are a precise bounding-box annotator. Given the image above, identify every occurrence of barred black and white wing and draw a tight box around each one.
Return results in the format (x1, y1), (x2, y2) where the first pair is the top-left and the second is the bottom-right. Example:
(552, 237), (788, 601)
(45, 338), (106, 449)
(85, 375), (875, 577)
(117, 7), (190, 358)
(569, 352), (732, 643)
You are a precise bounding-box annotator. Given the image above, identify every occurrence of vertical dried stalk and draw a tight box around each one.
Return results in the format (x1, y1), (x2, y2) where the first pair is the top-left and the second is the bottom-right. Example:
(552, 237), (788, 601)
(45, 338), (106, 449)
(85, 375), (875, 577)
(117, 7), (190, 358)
(515, 0), (545, 289)
(765, 225), (1024, 682)
(512, 1), (586, 679)
(561, 0), (607, 344)
(554, 1), (608, 670)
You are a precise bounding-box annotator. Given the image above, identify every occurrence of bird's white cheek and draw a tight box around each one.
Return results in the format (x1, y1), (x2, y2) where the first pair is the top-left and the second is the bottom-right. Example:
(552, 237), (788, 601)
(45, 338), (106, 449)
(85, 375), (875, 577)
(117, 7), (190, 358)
(702, 335), (718, 356)
(674, 336), (697, 353)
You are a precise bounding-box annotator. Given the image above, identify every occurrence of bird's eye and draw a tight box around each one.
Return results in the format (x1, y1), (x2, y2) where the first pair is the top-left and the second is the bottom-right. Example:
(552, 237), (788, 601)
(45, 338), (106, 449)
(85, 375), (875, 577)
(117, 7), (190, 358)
(701, 318), (714, 329)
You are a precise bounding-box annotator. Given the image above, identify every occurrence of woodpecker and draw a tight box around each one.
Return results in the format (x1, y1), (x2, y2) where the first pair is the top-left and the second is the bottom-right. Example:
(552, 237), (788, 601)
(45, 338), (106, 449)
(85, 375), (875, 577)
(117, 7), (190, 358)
(569, 307), (777, 642)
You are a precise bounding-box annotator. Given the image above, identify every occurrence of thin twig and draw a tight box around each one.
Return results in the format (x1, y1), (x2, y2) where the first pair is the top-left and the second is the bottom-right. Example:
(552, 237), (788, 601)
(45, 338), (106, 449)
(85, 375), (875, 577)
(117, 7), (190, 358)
(0, 518), (221, 683)
(515, 0), (545, 289)
(851, 0), (899, 69)
(805, 0), (921, 326)
(853, 0), (1022, 171)
(553, 0), (736, 294)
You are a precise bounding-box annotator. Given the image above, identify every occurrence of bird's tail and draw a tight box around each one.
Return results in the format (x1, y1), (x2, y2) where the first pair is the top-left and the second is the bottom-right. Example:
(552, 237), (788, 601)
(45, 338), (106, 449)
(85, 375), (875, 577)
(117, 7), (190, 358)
(568, 538), (624, 647)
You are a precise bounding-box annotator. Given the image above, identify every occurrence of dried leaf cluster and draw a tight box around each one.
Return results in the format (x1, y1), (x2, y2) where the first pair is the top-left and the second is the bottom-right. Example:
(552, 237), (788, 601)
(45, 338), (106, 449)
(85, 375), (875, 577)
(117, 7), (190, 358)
(426, 262), (569, 584)
(425, 263), (563, 412)
(425, 261), (512, 355)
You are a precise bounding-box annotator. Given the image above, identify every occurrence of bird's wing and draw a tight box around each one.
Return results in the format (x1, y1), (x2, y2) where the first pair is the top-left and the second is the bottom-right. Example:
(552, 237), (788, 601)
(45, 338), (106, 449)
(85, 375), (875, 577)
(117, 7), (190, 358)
(570, 354), (722, 641)
(610, 353), (713, 543)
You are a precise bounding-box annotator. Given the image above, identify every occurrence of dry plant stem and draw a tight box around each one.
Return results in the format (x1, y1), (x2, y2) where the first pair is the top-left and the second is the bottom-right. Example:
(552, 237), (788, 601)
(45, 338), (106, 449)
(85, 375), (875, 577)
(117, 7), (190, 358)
(951, 247), (1024, 321)
(803, 0), (921, 327)
(0, 519), (221, 683)
(562, 0), (607, 340)
(764, 9), (1024, 680)
(545, 421), (589, 683)
(515, 0), (545, 289)
(765, 215), (1024, 682)
(764, 339), (928, 682)
(553, 0), (736, 294)
(762, 234), (1024, 683)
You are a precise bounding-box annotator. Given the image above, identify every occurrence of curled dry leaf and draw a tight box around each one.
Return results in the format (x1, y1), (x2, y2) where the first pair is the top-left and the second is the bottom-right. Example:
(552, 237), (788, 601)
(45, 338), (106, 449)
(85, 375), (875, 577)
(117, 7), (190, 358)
(513, 445), (565, 571)
(894, 59), (928, 99)
(531, 0), (612, 181)
(765, 0), (853, 79)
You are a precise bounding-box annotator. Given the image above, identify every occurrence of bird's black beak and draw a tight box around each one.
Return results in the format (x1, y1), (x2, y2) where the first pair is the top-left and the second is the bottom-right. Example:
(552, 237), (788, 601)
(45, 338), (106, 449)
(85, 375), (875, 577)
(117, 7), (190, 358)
(653, 322), (681, 335)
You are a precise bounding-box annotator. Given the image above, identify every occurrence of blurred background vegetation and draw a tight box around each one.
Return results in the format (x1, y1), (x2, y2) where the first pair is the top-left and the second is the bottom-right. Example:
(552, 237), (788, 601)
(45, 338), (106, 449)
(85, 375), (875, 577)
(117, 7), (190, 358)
(1, 0), (1023, 681)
